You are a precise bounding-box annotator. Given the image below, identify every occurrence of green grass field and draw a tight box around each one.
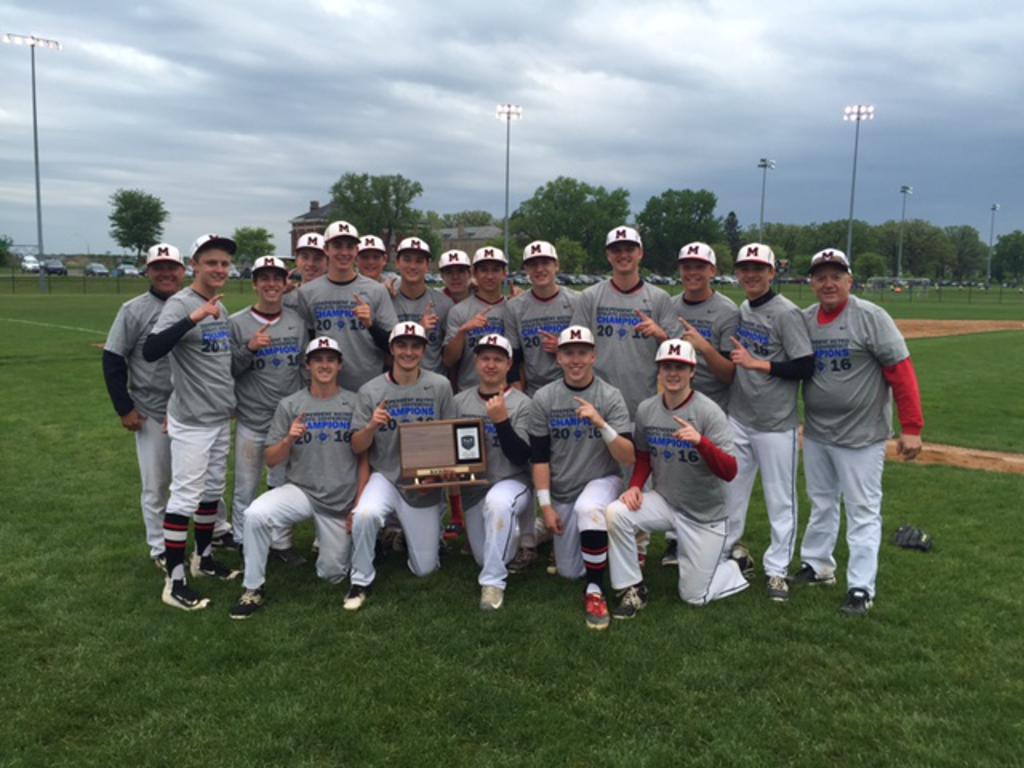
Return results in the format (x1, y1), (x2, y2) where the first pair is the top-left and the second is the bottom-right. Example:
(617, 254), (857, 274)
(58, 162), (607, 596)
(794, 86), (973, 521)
(1, 292), (1022, 767)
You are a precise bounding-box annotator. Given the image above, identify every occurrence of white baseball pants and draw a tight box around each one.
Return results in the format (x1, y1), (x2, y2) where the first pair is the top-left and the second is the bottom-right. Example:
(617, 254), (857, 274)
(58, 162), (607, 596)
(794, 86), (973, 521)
(464, 479), (531, 589)
(134, 413), (171, 558)
(550, 475), (621, 580)
(350, 473), (443, 587)
(166, 415), (230, 521)
(607, 491), (748, 605)
(722, 418), (799, 578)
(232, 422), (289, 547)
(800, 437), (887, 597)
(241, 484), (351, 591)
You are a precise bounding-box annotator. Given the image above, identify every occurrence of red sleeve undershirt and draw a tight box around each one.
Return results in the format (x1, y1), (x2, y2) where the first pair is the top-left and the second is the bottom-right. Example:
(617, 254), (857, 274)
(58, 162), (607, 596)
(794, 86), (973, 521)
(629, 437), (738, 488)
(882, 357), (924, 436)
(629, 451), (652, 489)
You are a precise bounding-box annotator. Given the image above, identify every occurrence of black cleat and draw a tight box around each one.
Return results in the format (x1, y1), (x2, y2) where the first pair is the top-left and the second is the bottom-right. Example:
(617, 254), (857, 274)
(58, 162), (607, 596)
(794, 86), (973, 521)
(840, 588), (873, 617)
(161, 578), (210, 611)
(229, 588), (266, 620)
(612, 582), (649, 620)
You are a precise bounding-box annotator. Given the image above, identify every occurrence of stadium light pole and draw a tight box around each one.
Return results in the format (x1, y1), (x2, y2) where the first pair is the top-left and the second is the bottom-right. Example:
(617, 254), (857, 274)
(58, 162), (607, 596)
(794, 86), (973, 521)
(843, 104), (874, 267)
(496, 104), (522, 261)
(987, 203), (999, 284)
(3, 32), (62, 294)
(897, 185), (912, 278)
(757, 158), (775, 242)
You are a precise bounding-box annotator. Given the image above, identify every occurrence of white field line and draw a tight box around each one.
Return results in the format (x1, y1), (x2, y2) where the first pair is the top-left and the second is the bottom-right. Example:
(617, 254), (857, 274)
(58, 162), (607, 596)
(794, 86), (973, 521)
(0, 317), (105, 335)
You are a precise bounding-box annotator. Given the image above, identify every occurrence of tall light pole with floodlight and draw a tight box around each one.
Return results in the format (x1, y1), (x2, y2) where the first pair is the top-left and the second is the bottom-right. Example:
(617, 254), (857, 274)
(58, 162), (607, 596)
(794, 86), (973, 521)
(3, 32), (62, 293)
(843, 104), (874, 266)
(897, 185), (912, 278)
(987, 203), (1000, 284)
(495, 104), (522, 262)
(757, 158), (775, 242)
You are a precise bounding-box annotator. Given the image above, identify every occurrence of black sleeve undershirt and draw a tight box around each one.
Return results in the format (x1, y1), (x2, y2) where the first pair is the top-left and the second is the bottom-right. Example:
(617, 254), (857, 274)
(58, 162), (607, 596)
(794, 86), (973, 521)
(530, 434), (551, 464)
(142, 316), (195, 362)
(102, 351), (134, 416)
(494, 420), (531, 466)
(509, 347), (524, 383)
(770, 355), (815, 381)
(368, 324), (390, 352)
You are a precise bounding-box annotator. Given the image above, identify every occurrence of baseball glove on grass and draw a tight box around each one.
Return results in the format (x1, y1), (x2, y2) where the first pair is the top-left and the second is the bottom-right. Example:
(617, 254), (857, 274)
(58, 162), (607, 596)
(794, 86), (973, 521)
(893, 524), (933, 552)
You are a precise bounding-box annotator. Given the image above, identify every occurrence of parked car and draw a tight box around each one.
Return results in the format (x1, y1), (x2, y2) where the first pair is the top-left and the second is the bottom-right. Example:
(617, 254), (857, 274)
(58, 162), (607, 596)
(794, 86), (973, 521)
(112, 264), (140, 277)
(228, 265), (242, 279)
(42, 259), (67, 276)
(20, 256), (40, 273)
(85, 263), (110, 277)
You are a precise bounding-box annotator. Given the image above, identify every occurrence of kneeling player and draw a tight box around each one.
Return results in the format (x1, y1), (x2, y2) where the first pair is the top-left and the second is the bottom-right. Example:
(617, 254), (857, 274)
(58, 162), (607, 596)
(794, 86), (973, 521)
(529, 325), (634, 631)
(230, 337), (362, 619)
(345, 322), (455, 611)
(453, 334), (533, 611)
(606, 340), (747, 618)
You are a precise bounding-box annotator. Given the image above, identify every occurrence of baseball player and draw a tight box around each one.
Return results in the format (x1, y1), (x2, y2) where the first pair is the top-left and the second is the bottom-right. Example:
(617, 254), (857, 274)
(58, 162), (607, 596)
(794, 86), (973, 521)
(794, 248), (924, 617)
(143, 233), (242, 611)
(296, 221), (399, 393)
(391, 236), (453, 374)
(452, 334), (533, 610)
(103, 243), (186, 568)
(571, 225), (680, 420)
(529, 325), (634, 631)
(661, 241), (739, 568)
(723, 243), (814, 603)
(606, 340), (747, 618)
(283, 233), (327, 309)
(344, 322), (455, 611)
(356, 234), (389, 283)
(439, 249), (473, 304)
(443, 247), (513, 392)
(228, 256), (305, 563)
(229, 336), (364, 619)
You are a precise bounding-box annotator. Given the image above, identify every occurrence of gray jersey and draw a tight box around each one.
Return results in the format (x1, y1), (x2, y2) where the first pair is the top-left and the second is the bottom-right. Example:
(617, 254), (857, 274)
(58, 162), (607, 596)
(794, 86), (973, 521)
(282, 289), (300, 310)
(392, 286), (453, 374)
(529, 376), (631, 503)
(229, 306), (305, 432)
(673, 291), (739, 411)
(729, 293), (812, 432)
(151, 287), (235, 425)
(444, 295), (510, 391)
(453, 386), (532, 508)
(802, 295), (910, 448)
(505, 288), (579, 395)
(104, 290), (173, 420)
(267, 388), (360, 517)
(634, 391), (735, 523)
(571, 279), (682, 418)
(354, 371), (455, 507)
(296, 275), (399, 392)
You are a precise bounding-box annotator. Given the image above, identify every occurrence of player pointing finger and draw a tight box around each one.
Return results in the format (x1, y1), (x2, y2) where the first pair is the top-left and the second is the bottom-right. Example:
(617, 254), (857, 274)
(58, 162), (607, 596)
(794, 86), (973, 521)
(679, 317), (712, 354)
(573, 396), (606, 428)
(538, 330), (560, 354)
(189, 293), (224, 324)
(288, 412), (308, 441)
(634, 310), (667, 341)
(247, 323), (273, 352)
(370, 399), (390, 429)
(672, 416), (702, 445)
(421, 300), (437, 333)
(353, 293), (372, 328)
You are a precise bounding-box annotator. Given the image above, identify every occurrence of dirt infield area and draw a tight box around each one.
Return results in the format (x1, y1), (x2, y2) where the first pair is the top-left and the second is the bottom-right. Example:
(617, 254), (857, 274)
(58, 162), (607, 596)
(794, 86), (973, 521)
(886, 441), (1024, 475)
(896, 319), (1024, 339)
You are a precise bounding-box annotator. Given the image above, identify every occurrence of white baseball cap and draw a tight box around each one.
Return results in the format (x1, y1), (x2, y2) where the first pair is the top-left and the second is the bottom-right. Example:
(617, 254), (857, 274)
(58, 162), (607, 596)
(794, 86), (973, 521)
(397, 236), (431, 257)
(295, 233), (325, 253)
(473, 333), (513, 358)
(557, 325), (596, 347)
(146, 243), (184, 267)
(190, 233), (237, 259)
(809, 248), (850, 273)
(677, 242), (716, 265)
(252, 255), (289, 276)
(440, 250), (471, 270)
(606, 225), (642, 248)
(306, 336), (343, 357)
(735, 243), (776, 268)
(389, 321), (428, 344)
(358, 235), (387, 254)
(324, 220), (360, 243)
(523, 240), (558, 263)
(656, 339), (698, 366)
(472, 246), (508, 266)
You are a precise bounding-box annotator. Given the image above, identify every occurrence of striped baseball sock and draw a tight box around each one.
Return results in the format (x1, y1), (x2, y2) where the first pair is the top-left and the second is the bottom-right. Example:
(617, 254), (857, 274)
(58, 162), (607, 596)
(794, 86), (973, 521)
(580, 530), (608, 595)
(194, 501), (218, 559)
(163, 513), (190, 581)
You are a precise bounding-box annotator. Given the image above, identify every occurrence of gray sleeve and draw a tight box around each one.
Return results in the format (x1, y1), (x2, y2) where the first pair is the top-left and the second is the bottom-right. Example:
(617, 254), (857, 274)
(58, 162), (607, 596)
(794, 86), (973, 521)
(655, 292), (682, 338)
(444, 304), (464, 345)
(865, 307), (910, 366)
(633, 408), (649, 452)
(353, 388), (374, 431)
(604, 388), (632, 434)
(778, 306), (813, 359)
(266, 399), (293, 445)
(151, 295), (187, 335)
(510, 398), (531, 442)
(230, 317), (255, 377)
(505, 303), (521, 350)
(104, 304), (134, 356)
(570, 289), (592, 327)
(372, 286), (398, 332)
(718, 305), (739, 353)
(528, 392), (548, 437)
(438, 380), (455, 420)
(702, 405), (734, 455)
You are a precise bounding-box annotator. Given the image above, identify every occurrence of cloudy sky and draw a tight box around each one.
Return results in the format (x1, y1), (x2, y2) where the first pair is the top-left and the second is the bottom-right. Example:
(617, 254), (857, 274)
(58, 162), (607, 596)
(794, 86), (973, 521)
(2, 0), (1021, 256)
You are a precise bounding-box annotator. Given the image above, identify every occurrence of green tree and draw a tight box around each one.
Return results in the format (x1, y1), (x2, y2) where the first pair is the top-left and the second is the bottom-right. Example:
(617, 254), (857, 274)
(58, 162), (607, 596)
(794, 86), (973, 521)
(330, 172), (425, 248)
(635, 189), (723, 274)
(723, 211), (742, 257)
(944, 225), (987, 281)
(0, 234), (12, 268)
(442, 210), (496, 228)
(108, 188), (169, 260)
(853, 252), (886, 281)
(708, 242), (734, 274)
(553, 237), (590, 275)
(510, 176), (630, 270)
(992, 230), (1024, 283)
(232, 227), (275, 265)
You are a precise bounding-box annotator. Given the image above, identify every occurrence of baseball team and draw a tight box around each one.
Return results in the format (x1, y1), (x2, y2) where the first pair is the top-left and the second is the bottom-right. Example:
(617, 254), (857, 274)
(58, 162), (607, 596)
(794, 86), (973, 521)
(102, 221), (923, 629)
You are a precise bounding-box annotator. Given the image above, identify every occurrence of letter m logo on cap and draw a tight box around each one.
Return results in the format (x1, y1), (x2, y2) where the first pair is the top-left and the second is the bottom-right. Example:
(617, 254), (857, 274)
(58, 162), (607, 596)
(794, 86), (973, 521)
(262, 257), (274, 266)
(484, 335), (498, 345)
(410, 239), (420, 248)
(746, 246), (759, 257)
(822, 250), (835, 260)
(483, 248), (494, 257)
(570, 328), (582, 340)
(687, 245), (699, 255)
(309, 235), (319, 245)
(363, 237), (374, 246)
(338, 223), (350, 232)
(668, 343), (681, 356)
(157, 246), (169, 256)
(404, 324), (417, 335)
(448, 253), (459, 262)
(530, 243), (542, 254)
(616, 229), (627, 239)
(318, 339), (331, 348)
